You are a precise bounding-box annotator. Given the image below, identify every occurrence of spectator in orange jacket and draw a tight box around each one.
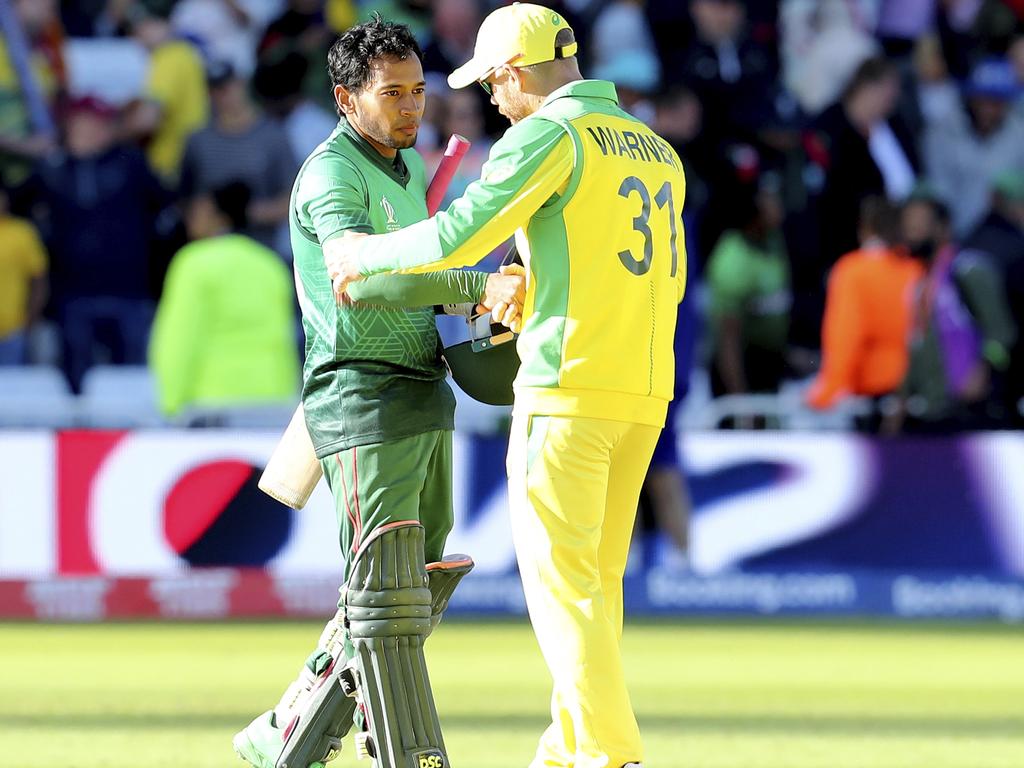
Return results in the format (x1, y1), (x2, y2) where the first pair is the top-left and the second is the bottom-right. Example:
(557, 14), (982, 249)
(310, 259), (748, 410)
(807, 197), (924, 410)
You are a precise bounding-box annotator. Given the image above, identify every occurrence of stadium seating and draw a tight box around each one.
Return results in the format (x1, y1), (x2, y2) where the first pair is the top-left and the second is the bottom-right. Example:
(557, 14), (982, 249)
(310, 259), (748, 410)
(683, 376), (872, 430)
(78, 365), (165, 428)
(0, 366), (78, 428)
(175, 402), (297, 429)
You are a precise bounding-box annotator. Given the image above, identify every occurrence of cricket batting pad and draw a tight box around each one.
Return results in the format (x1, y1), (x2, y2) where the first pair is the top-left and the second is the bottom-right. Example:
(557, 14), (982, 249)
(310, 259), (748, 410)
(275, 650), (358, 768)
(273, 555), (472, 768)
(274, 603), (357, 768)
(345, 521), (450, 768)
(258, 135), (473, 510)
(426, 555), (474, 631)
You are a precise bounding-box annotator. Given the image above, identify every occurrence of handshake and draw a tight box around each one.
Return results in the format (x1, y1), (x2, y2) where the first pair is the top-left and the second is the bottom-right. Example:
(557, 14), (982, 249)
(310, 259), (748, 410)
(324, 231), (526, 334)
(477, 263), (526, 334)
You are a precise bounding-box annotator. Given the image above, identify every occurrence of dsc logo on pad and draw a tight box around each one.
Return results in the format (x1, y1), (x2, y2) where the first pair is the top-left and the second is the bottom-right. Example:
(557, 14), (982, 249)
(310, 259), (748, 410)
(415, 750), (446, 768)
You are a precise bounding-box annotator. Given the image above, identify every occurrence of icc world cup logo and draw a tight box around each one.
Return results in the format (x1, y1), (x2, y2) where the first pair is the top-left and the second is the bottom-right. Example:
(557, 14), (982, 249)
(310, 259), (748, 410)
(381, 195), (400, 231)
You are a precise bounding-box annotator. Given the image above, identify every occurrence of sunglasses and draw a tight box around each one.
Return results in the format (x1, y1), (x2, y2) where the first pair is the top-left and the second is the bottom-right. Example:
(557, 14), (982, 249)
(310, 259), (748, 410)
(478, 56), (521, 97)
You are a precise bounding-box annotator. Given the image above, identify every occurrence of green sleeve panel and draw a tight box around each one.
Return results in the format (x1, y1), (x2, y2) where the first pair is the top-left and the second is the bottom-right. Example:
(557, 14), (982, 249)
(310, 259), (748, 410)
(955, 253), (1017, 364)
(295, 152), (373, 242)
(352, 117), (573, 275)
(346, 269), (489, 307)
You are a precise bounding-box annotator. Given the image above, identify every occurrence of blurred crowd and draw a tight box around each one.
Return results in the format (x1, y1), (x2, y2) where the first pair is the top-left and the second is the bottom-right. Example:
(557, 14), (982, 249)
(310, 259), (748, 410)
(1, 0), (1024, 432)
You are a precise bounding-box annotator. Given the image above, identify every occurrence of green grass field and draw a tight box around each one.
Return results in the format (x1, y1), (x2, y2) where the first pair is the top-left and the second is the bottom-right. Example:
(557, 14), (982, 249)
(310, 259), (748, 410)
(2, 619), (1022, 768)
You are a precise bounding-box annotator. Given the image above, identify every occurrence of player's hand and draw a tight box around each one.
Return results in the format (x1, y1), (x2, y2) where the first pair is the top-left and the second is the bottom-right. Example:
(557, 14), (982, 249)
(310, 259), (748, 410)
(478, 264), (525, 314)
(324, 231), (367, 303)
(478, 264), (525, 334)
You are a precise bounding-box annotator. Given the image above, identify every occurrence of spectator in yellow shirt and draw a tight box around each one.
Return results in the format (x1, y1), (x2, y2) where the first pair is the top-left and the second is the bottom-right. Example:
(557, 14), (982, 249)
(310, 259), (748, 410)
(123, 0), (208, 181)
(0, 187), (47, 365)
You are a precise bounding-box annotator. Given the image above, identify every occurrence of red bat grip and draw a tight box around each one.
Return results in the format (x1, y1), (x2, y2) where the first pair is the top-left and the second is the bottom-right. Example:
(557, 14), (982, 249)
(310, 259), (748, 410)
(426, 134), (471, 215)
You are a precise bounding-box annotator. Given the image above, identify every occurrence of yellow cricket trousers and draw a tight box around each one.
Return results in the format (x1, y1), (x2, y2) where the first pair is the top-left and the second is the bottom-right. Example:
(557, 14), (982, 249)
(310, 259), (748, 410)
(506, 411), (662, 768)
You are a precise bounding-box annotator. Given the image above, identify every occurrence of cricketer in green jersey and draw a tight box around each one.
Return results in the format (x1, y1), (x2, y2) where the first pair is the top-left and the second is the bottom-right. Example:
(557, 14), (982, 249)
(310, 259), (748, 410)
(232, 17), (525, 768)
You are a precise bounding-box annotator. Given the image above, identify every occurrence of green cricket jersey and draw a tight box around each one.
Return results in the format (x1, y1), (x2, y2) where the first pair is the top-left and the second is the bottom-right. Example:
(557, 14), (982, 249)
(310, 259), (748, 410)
(706, 230), (791, 353)
(291, 118), (488, 457)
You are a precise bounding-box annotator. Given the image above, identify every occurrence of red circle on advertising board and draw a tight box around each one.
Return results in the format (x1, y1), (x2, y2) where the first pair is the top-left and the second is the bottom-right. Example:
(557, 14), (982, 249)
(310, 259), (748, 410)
(163, 460), (252, 552)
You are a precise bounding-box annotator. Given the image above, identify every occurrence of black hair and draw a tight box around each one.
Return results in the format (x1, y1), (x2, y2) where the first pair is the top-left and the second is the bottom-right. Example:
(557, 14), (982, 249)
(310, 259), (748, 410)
(210, 181), (251, 231)
(905, 194), (951, 226)
(842, 56), (897, 102)
(253, 52), (308, 103)
(858, 195), (901, 243)
(327, 14), (422, 98)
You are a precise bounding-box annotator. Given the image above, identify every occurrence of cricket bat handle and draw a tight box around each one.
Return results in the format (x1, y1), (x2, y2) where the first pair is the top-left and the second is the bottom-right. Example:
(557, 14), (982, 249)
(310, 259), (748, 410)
(426, 134), (470, 215)
(259, 134), (473, 509)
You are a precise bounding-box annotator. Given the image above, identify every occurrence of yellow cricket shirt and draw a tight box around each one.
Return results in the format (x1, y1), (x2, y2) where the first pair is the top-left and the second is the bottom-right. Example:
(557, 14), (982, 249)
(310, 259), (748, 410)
(145, 40), (208, 180)
(0, 215), (47, 337)
(352, 80), (687, 427)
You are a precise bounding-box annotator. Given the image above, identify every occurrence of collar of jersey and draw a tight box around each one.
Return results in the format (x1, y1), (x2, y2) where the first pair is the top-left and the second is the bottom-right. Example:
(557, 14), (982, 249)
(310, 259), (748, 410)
(333, 117), (410, 189)
(540, 79), (619, 110)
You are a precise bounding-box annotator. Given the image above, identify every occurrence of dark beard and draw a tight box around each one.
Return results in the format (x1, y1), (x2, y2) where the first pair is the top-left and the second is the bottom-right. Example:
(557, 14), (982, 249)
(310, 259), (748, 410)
(350, 115), (416, 150)
(370, 121), (416, 150)
(389, 133), (417, 149)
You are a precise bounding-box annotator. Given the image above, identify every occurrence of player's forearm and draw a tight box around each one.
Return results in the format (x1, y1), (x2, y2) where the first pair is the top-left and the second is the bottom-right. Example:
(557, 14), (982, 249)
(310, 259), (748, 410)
(352, 119), (572, 276)
(350, 168), (563, 277)
(349, 218), (461, 276)
(347, 208), (508, 276)
(345, 270), (488, 307)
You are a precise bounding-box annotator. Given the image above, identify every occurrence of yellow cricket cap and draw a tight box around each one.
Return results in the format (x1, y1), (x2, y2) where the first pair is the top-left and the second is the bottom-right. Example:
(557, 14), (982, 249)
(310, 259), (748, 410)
(447, 2), (577, 89)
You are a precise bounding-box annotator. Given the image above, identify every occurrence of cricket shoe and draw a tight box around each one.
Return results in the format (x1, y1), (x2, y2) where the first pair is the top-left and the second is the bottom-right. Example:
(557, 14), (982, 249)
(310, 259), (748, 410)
(233, 711), (326, 768)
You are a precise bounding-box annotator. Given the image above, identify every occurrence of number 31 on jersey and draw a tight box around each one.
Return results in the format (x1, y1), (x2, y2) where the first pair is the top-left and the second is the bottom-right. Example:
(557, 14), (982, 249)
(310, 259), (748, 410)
(617, 176), (679, 278)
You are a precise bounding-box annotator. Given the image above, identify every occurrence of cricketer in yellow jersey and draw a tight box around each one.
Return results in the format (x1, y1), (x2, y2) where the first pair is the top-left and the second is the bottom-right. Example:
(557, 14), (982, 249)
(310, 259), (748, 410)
(326, 5), (686, 767)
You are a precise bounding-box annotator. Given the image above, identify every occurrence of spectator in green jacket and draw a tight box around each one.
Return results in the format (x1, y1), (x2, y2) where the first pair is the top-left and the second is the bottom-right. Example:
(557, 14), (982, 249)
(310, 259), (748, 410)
(706, 173), (792, 400)
(149, 180), (300, 417)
